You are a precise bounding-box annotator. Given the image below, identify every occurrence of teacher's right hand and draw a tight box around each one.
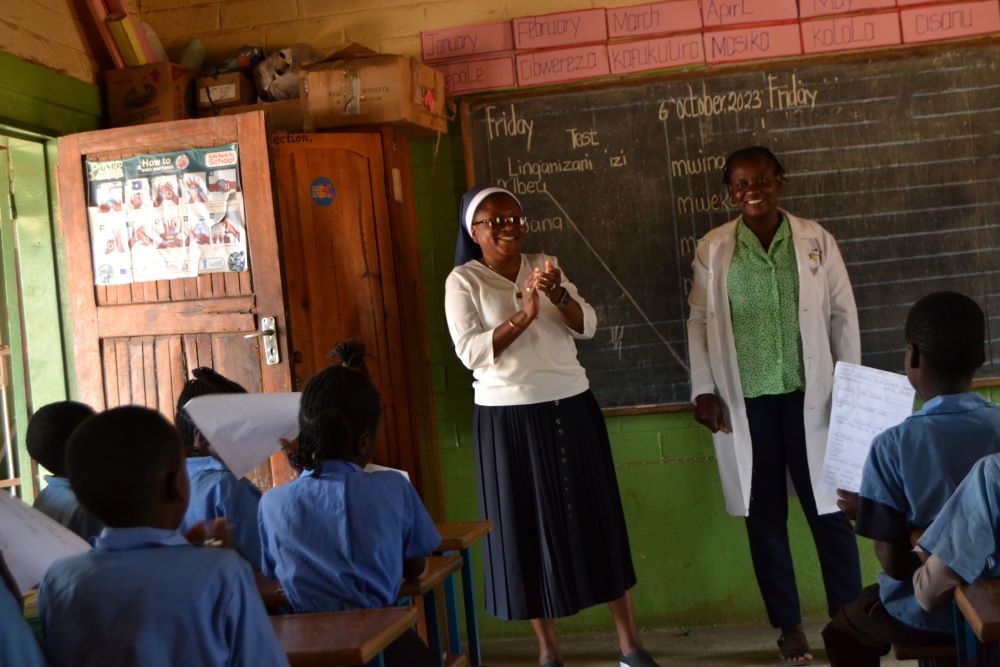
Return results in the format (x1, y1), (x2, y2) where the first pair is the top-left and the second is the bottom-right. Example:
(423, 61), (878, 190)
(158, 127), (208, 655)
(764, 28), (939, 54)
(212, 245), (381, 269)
(521, 270), (541, 321)
(694, 394), (730, 433)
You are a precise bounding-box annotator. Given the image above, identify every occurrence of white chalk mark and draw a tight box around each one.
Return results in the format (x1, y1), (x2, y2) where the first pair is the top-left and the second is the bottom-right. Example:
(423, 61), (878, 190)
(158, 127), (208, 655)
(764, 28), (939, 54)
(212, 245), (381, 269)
(544, 190), (690, 373)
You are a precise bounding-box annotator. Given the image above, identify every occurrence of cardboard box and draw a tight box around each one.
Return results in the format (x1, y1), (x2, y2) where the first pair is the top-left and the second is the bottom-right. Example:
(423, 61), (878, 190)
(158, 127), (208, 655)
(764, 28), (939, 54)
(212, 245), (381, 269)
(300, 55), (446, 135)
(211, 100), (305, 133)
(196, 72), (255, 110)
(105, 63), (192, 127)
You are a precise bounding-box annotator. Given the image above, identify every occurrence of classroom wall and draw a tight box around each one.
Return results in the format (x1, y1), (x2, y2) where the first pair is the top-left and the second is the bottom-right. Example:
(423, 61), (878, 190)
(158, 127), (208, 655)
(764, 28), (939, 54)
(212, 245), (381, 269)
(1, 0), (102, 84)
(140, 0), (661, 62)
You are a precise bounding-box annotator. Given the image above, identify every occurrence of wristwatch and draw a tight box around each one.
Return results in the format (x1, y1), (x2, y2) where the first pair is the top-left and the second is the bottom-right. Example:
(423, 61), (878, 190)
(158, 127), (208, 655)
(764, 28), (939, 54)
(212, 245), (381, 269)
(555, 287), (571, 309)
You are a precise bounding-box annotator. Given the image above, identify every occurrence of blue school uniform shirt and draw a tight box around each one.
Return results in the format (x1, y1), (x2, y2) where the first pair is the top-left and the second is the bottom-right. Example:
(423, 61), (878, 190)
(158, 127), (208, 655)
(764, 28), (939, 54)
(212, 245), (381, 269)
(919, 453), (1000, 584)
(179, 456), (263, 568)
(856, 392), (1000, 633)
(33, 476), (103, 541)
(39, 527), (288, 667)
(0, 580), (46, 667)
(258, 460), (441, 613)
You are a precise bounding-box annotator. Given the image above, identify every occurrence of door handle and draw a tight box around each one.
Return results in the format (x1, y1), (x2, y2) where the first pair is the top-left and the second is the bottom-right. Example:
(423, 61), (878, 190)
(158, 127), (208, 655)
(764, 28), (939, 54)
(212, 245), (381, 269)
(246, 316), (279, 366)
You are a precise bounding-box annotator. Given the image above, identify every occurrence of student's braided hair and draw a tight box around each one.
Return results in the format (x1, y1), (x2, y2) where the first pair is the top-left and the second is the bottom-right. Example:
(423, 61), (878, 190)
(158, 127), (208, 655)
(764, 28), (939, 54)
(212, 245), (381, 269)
(296, 340), (382, 471)
(175, 367), (247, 456)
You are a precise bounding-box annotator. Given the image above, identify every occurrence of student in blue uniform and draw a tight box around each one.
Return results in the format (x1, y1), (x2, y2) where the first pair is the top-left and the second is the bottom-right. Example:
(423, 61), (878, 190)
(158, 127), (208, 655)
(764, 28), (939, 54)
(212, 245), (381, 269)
(822, 291), (1000, 666)
(913, 452), (1000, 611)
(27, 401), (103, 540)
(38, 406), (288, 667)
(259, 340), (441, 667)
(175, 367), (262, 568)
(0, 551), (47, 667)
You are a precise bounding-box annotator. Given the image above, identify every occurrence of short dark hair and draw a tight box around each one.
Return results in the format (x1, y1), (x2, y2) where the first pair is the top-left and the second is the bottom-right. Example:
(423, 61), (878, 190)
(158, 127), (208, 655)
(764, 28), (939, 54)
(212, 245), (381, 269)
(296, 340), (382, 470)
(26, 401), (96, 475)
(722, 146), (786, 185)
(175, 367), (246, 455)
(905, 291), (985, 379)
(67, 406), (183, 527)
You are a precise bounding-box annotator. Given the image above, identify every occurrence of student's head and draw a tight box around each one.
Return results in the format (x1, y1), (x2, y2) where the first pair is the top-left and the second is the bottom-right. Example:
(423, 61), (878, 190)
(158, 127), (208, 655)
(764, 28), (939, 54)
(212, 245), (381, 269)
(67, 406), (188, 529)
(175, 367), (247, 457)
(296, 340), (382, 470)
(904, 291), (985, 391)
(26, 401), (96, 476)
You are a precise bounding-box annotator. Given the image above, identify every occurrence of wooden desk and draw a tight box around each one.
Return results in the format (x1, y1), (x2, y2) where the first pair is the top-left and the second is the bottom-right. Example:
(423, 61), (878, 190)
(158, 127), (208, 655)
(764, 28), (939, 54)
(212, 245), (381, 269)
(398, 554), (466, 667)
(951, 580), (1000, 665)
(435, 520), (491, 667)
(271, 606), (418, 667)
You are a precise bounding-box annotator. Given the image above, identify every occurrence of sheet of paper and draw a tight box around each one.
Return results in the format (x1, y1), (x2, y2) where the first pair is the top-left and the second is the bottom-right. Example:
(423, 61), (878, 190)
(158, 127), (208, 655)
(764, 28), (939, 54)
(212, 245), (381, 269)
(0, 491), (90, 594)
(818, 362), (915, 497)
(183, 392), (301, 480)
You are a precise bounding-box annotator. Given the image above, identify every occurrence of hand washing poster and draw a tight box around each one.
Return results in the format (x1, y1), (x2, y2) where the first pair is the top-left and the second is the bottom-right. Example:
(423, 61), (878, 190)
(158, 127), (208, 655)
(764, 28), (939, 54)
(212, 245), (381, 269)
(85, 143), (248, 285)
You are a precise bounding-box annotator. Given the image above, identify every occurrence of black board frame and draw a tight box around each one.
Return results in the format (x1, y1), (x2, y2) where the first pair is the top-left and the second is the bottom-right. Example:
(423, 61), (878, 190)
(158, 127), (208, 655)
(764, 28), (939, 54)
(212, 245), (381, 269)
(460, 34), (1000, 416)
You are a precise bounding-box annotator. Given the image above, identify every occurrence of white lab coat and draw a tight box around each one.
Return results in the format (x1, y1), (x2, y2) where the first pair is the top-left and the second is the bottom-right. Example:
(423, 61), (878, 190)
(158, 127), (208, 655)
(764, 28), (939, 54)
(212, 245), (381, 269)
(687, 211), (860, 517)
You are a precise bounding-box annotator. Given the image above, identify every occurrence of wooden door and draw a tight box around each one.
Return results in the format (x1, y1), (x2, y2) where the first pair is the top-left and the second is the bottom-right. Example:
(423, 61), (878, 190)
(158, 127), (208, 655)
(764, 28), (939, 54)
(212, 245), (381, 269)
(271, 133), (419, 488)
(57, 112), (294, 488)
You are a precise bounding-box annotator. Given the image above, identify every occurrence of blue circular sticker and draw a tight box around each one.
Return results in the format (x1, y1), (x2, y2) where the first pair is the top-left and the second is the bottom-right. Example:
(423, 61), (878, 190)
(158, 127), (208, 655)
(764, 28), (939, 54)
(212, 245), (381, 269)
(311, 177), (336, 206)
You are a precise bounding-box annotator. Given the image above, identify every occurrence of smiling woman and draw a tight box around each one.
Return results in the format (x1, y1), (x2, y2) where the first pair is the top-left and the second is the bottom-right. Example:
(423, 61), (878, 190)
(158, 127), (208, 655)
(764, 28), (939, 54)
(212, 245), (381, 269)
(687, 146), (863, 666)
(444, 185), (659, 667)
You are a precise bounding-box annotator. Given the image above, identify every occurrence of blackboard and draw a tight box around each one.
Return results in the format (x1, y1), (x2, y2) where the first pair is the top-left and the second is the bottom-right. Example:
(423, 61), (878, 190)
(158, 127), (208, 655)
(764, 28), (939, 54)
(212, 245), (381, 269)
(462, 41), (1000, 412)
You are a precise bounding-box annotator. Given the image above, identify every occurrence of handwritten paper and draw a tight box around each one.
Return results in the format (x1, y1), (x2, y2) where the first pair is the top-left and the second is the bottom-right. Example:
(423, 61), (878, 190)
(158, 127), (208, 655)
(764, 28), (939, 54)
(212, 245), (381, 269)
(0, 491), (90, 594)
(182, 393), (301, 480)
(818, 362), (915, 497)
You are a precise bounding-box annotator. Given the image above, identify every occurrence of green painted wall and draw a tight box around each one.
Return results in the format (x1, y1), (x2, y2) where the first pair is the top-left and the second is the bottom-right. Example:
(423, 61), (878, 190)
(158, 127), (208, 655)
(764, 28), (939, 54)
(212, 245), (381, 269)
(408, 128), (1000, 639)
(0, 53), (101, 498)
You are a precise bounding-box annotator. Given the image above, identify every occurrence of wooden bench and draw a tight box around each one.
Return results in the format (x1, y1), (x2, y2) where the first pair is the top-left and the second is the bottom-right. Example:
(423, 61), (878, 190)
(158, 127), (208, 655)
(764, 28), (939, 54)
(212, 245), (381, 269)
(398, 554), (467, 667)
(271, 606), (419, 667)
(435, 520), (491, 667)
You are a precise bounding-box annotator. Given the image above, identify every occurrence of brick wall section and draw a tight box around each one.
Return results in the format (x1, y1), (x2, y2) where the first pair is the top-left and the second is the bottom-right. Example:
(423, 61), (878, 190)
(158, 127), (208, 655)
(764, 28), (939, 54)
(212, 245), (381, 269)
(140, 0), (659, 62)
(1, 0), (101, 83)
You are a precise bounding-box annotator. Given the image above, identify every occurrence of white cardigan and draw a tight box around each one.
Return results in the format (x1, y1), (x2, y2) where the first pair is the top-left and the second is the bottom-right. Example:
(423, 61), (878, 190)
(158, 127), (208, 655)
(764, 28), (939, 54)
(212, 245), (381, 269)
(445, 253), (598, 406)
(687, 212), (861, 517)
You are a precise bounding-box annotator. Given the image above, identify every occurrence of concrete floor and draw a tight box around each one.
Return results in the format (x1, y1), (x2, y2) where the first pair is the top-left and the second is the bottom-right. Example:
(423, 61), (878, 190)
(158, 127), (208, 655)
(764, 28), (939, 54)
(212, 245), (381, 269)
(479, 618), (907, 666)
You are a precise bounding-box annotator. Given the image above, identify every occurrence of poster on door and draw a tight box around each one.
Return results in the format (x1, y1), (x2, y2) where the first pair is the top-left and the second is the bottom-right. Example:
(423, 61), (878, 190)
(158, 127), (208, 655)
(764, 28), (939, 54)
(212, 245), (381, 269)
(85, 143), (248, 285)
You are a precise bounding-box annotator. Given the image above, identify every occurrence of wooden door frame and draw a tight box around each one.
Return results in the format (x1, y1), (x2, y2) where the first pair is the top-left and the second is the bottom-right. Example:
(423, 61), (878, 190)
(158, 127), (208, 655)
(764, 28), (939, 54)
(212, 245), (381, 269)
(57, 112), (291, 410)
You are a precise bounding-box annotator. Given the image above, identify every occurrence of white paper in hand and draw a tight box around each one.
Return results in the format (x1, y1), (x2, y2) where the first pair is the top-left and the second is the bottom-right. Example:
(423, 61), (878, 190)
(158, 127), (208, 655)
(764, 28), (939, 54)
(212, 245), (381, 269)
(183, 392), (301, 479)
(818, 362), (915, 498)
(0, 490), (90, 594)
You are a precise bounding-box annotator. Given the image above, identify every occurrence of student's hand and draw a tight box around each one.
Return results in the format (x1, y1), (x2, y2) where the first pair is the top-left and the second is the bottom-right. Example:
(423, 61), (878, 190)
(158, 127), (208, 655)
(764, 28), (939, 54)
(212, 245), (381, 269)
(184, 517), (233, 549)
(693, 394), (730, 433)
(837, 489), (860, 521)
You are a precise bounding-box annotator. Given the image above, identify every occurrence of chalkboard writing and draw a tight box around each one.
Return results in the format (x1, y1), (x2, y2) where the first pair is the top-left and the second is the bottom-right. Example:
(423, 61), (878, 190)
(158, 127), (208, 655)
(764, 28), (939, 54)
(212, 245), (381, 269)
(463, 43), (1000, 410)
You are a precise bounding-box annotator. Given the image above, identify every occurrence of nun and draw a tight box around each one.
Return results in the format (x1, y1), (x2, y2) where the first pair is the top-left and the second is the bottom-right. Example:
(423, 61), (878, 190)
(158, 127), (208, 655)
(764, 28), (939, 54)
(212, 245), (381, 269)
(444, 185), (658, 667)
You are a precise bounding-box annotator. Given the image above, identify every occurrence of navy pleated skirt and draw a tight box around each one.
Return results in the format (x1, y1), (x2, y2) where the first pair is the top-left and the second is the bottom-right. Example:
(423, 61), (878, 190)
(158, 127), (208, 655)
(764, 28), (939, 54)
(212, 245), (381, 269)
(473, 390), (637, 621)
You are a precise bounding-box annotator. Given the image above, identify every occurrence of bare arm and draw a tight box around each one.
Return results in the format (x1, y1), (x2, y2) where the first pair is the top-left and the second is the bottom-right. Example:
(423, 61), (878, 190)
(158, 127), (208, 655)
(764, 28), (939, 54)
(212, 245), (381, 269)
(913, 554), (963, 612)
(875, 539), (917, 580)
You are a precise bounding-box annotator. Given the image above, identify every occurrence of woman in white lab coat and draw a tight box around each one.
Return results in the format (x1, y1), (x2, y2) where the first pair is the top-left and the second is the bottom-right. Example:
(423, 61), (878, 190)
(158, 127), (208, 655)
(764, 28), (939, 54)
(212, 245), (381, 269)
(687, 146), (862, 666)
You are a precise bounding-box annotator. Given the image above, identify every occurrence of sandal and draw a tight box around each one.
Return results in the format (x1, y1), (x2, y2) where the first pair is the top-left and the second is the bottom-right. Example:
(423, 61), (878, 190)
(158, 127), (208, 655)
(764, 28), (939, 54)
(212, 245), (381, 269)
(777, 631), (814, 665)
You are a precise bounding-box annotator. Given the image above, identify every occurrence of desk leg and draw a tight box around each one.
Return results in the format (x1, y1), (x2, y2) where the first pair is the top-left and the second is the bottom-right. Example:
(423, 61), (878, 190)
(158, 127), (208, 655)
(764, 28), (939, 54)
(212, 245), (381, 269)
(443, 551), (462, 657)
(375, 652), (386, 667)
(424, 590), (444, 667)
(460, 547), (481, 666)
(954, 600), (977, 665)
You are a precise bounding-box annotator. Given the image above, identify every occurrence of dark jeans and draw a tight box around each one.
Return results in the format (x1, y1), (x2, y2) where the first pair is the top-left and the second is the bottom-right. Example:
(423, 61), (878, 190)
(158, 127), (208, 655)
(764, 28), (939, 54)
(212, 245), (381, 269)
(744, 391), (862, 629)
(822, 584), (956, 667)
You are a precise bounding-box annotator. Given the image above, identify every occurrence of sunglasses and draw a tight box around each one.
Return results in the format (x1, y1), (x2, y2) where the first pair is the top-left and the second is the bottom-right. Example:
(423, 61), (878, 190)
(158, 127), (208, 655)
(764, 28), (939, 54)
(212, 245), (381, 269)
(472, 216), (528, 230)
